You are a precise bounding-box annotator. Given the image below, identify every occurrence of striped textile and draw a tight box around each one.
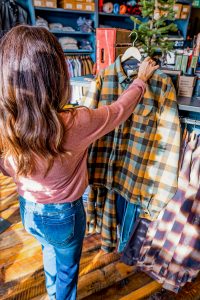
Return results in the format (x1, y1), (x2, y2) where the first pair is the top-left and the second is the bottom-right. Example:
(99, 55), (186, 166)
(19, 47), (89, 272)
(85, 56), (180, 251)
(137, 135), (200, 293)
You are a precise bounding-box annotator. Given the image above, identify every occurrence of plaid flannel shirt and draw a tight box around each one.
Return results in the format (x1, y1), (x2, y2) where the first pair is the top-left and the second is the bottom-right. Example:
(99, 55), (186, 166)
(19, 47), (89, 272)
(85, 56), (180, 219)
(87, 186), (118, 252)
(137, 135), (200, 293)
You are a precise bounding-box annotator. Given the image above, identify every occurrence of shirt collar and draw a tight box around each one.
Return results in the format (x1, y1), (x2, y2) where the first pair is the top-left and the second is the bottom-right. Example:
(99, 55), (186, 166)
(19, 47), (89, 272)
(115, 55), (138, 85)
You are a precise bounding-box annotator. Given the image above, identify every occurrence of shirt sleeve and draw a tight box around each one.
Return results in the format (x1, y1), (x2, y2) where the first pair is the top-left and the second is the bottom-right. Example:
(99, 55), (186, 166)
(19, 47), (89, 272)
(82, 74), (102, 108)
(67, 78), (146, 150)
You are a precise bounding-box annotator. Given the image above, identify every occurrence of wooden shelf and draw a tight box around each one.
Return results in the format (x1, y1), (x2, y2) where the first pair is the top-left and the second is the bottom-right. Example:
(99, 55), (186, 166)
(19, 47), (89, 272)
(178, 96), (200, 113)
(63, 49), (93, 54)
(50, 30), (93, 35)
(99, 12), (141, 18)
(34, 6), (95, 14)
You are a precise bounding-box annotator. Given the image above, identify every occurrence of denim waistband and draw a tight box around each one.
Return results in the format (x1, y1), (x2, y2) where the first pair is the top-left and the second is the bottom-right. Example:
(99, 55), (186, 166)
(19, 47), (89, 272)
(19, 196), (82, 214)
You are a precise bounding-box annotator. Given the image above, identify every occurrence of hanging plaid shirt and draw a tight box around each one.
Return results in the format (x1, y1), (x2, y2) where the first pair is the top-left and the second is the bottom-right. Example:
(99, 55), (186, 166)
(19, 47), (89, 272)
(87, 186), (118, 252)
(85, 56), (181, 220)
(137, 135), (200, 293)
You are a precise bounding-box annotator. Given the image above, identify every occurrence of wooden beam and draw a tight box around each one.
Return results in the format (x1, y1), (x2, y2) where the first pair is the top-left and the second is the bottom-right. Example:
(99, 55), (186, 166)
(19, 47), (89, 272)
(78, 262), (136, 299)
(119, 281), (162, 300)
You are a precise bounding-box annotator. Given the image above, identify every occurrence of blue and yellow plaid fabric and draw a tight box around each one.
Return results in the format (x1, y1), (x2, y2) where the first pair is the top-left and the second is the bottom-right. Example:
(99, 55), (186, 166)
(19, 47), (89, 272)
(87, 187), (118, 252)
(85, 56), (181, 251)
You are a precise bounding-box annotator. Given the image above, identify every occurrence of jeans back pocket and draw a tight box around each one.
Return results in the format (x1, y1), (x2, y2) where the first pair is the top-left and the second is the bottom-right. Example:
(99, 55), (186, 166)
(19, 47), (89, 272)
(42, 214), (75, 247)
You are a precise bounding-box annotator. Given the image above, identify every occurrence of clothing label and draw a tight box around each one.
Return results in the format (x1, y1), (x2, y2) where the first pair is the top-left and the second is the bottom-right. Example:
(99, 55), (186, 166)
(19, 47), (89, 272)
(46, 1), (53, 7)
(127, 69), (135, 77)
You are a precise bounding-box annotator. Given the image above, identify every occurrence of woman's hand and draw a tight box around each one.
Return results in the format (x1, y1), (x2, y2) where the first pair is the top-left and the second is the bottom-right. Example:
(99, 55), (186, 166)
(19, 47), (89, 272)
(137, 57), (159, 82)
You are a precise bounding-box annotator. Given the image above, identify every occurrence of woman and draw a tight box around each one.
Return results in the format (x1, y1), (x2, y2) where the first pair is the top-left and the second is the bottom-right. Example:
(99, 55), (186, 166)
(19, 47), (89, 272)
(0, 25), (158, 300)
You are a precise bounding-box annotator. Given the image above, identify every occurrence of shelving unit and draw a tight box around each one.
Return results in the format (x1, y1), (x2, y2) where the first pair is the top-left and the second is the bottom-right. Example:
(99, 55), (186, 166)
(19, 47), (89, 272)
(49, 30), (93, 36)
(63, 49), (93, 54)
(99, 12), (131, 17)
(24, 0), (193, 62)
(70, 75), (200, 113)
(31, 3), (97, 60)
(34, 6), (96, 14)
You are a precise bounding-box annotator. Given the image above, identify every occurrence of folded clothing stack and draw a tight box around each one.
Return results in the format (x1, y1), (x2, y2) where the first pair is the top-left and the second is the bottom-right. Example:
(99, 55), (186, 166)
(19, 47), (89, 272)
(59, 37), (79, 50)
(77, 17), (93, 33)
(35, 17), (93, 52)
(36, 17), (75, 32)
(49, 23), (63, 30)
(79, 39), (93, 50)
(36, 17), (49, 30)
(49, 23), (75, 32)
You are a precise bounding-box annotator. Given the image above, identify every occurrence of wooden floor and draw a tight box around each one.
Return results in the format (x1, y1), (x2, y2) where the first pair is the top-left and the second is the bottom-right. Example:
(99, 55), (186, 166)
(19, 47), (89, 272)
(1, 174), (200, 300)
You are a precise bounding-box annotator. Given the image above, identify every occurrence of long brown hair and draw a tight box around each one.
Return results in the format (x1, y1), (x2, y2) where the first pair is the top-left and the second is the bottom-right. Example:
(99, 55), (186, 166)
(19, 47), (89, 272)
(0, 25), (71, 176)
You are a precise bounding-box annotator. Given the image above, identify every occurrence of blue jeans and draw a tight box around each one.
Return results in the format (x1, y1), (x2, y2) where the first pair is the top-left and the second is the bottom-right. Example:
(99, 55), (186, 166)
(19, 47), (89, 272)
(19, 196), (86, 300)
(116, 195), (140, 253)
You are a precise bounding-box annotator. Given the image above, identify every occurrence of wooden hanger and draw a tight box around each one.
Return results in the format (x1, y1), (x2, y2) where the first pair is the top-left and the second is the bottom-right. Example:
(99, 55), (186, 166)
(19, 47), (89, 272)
(121, 31), (142, 63)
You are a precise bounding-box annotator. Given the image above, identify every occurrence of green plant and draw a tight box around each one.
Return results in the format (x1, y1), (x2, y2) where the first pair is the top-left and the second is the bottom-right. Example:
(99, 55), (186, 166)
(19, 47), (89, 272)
(131, 0), (178, 58)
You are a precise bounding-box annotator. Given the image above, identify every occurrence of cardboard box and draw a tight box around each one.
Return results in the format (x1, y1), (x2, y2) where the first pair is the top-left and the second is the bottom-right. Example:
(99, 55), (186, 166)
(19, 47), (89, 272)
(59, 0), (94, 10)
(173, 4), (182, 19)
(84, 2), (95, 10)
(178, 76), (196, 97)
(75, 2), (84, 9)
(33, 0), (46, 7)
(45, 0), (57, 8)
(34, 0), (57, 7)
(115, 46), (132, 58)
(96, 28), (132, 72)
(179, 75), (197, 87)
(59, 0), (75, 9)
(76, 0), (94, 2)
(180, 5), (190, 19)
(178, 75), (197, 97)
(178, 86), (194, 97)
(71, 2), (94, 11)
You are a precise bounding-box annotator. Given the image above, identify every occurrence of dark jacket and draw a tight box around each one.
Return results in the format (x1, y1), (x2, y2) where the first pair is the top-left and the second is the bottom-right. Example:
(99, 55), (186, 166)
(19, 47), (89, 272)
(0, 0), (28, 38)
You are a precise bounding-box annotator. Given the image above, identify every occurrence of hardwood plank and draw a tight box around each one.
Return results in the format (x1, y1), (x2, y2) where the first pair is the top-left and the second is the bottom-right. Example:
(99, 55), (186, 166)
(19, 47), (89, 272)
(31, 294), (49, 300)
(82, 234), (101, 253)
(1, 206), (20, 224)
(0, 241), (41, 266)
(119, 281), (162, 300)
(0, 174), (18, 212)
(77, 262), (136, 300)
(84, 272), (153, 300)
(80, 250), (120, 275)
(1, 269), (46, 300)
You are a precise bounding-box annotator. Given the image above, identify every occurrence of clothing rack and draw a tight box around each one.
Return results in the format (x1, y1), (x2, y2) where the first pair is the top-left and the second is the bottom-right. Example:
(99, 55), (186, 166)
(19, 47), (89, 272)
(180, 117), (200, 127)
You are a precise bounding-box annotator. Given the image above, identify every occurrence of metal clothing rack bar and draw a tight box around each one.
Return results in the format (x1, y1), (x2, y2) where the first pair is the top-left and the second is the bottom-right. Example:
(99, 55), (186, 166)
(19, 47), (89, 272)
(180, 117), (200, 127)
